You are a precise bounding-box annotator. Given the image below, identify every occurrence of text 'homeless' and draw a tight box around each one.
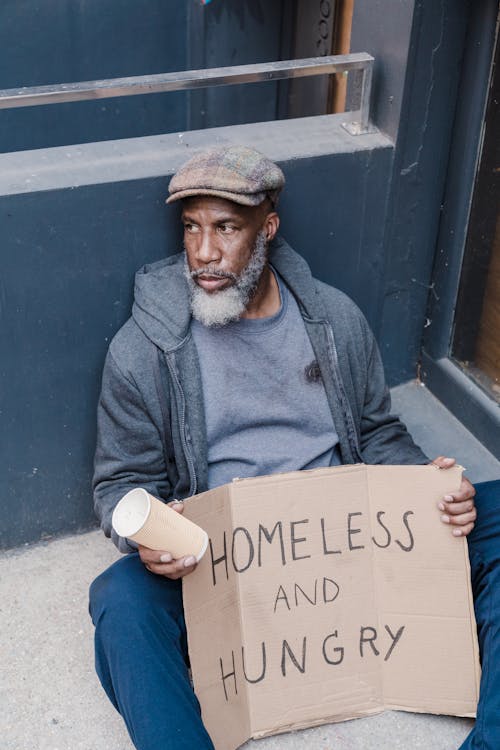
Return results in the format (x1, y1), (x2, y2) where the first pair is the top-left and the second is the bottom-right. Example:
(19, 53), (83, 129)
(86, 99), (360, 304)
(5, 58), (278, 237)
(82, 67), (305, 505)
(208, 509), (415, 585)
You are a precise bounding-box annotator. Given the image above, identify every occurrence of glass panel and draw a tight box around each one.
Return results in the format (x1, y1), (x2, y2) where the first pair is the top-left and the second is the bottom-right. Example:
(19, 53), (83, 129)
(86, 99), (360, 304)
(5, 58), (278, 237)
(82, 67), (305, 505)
(452, 34), (500, 403)
(475, 214), (500, 397)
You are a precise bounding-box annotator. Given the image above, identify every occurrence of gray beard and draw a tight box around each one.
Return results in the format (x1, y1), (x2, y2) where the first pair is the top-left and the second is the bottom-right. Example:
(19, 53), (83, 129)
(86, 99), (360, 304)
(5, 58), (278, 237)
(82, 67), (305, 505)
(184, 230), (268, 327)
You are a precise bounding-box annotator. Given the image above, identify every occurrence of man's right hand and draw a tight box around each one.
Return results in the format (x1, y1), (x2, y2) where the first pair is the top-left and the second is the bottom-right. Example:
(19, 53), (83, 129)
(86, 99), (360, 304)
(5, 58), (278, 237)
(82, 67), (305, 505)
(137, 500), (198, 579)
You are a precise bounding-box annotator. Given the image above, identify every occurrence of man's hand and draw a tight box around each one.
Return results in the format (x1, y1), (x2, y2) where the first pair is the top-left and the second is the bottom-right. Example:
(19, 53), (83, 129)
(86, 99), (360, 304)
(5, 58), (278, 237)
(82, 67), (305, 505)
(431, 456), (477, 537)
(138, 500), (198, 579)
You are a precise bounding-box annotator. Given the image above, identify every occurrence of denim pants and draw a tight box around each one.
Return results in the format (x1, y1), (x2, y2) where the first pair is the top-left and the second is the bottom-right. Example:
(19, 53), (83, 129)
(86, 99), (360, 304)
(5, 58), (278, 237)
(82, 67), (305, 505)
(89, 480), (500, 750)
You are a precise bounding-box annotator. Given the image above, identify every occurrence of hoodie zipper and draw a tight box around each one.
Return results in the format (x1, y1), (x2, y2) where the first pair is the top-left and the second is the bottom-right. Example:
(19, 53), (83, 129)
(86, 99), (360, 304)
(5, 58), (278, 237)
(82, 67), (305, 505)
(165, 353), (198, 497)
(324, 321), (363, 462)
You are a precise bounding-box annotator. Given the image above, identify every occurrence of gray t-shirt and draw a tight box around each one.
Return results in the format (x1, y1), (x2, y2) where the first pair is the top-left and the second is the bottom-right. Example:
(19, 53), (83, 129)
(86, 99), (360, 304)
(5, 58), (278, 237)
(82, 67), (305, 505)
(191, 270), (341, 489)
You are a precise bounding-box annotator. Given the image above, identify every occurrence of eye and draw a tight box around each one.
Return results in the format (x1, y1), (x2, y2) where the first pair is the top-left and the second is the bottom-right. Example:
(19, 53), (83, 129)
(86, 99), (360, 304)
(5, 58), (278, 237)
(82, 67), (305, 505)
(218, 223), (235, 234)
(184, 222), (200, 234)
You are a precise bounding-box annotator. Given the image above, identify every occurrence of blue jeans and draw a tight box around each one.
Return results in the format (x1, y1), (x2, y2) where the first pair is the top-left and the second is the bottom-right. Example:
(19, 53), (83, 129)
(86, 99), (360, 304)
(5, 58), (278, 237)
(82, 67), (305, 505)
(89, 553), (215, 750)
(458, 480), (500, 750)
(89, 480), (500, 750)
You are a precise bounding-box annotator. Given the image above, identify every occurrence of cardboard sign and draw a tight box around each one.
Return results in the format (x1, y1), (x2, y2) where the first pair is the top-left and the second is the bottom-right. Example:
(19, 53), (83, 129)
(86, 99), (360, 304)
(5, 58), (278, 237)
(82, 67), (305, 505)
(182, 465), (480, 750)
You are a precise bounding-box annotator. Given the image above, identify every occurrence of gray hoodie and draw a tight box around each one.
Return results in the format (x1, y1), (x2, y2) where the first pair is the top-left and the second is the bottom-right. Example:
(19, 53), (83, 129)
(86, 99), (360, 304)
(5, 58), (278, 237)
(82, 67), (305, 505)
(93, 237), (428, 552)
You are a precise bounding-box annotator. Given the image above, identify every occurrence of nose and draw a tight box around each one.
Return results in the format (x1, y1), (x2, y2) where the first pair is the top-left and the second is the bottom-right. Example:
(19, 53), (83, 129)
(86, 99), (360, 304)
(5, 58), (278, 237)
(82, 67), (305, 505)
(195, 229), (221, 266)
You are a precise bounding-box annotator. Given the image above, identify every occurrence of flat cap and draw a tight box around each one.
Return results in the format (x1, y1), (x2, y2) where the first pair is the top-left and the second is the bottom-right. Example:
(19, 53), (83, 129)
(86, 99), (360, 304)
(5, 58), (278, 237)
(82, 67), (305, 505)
(166, 144), (285, 207)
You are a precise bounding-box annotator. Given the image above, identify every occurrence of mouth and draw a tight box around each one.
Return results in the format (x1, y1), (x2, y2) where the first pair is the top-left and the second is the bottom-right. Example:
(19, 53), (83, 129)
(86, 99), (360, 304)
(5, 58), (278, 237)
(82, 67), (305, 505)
(194, 273), (233, 293)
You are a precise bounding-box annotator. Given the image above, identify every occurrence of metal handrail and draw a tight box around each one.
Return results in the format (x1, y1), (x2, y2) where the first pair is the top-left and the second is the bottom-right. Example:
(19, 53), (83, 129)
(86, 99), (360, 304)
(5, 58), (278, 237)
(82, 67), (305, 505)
(0, 53), (375, 135)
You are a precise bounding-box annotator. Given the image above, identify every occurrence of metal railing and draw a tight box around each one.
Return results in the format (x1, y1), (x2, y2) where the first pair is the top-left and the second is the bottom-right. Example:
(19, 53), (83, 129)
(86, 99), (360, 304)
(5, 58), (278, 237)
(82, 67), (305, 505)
(0, 53), (375, 135)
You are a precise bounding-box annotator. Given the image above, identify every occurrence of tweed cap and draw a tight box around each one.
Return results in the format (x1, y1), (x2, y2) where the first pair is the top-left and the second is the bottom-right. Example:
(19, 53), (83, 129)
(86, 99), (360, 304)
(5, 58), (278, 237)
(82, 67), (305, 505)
(166, 144), (285, 207)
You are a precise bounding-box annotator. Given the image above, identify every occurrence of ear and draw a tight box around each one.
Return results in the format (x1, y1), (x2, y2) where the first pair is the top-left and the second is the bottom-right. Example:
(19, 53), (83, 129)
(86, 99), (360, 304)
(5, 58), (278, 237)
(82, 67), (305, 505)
(264, 211), (280, 242)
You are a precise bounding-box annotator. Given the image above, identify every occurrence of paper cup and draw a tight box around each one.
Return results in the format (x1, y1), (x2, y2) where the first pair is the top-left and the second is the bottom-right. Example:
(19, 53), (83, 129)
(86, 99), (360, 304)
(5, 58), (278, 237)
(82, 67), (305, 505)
(112, 488), (208, 562)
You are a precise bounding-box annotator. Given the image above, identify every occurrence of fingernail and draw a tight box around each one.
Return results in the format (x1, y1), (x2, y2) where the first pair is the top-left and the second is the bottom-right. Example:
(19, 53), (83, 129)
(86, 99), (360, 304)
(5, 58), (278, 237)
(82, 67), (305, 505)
(172, 500), (183, 507)
(438, 502), (445, 511)
(160, 553), (172, 563)
(183, 556), (196, 568)
(453, 529), (463, 537)
(441, 515), (450, 523)
(444, 495), (453, 503)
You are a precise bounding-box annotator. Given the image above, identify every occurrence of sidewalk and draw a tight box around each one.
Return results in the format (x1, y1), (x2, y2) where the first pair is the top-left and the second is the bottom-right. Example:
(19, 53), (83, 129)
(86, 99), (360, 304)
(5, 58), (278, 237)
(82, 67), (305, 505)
(2, 381), (498, 750)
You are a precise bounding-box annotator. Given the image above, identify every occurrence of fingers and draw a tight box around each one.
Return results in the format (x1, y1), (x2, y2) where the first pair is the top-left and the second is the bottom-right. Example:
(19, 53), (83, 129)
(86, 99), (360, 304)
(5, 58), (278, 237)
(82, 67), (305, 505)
(168, 499), (185, 514)
(444, 478), (476, 504)
(436, 494), (477, 538)
(431, 456), (456, 469)
(145, 556), (197, 579)
(438, 499), (475, 516)
(440, 508), (477, 527)
(450, 521), (476, 537)
(138, 543), (197, 579)
(431, 459), (477, 537)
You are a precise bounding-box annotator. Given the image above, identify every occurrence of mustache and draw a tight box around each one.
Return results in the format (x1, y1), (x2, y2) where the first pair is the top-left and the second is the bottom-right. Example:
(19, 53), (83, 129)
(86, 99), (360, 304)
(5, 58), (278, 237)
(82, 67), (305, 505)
(189, 267), (238, 283)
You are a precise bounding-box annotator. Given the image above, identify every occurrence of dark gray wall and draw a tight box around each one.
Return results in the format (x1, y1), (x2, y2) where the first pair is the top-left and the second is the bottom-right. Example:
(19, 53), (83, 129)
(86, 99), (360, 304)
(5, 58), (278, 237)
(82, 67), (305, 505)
(0, 118), (393, 548)
(352, 0), (473, 383)
(187, 0), (294, 130)
(350, 0), (416, 142)
(424, 0), (499, 361)
(0, 0), (188, 152)
(0, 0), (292, 153)
(1, 179), (173, 546)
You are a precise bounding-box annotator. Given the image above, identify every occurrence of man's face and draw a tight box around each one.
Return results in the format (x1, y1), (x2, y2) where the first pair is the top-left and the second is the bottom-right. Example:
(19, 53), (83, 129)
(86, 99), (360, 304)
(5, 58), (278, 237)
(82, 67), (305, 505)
(182, 196), (268, 288)
(182, 196), (274, 326)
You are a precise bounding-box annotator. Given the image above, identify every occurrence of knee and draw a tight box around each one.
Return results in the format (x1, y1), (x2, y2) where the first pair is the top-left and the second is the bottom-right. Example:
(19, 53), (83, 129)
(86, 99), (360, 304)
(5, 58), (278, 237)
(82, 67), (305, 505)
(89, 552), (182, 626)
(89, 553), (139, 624)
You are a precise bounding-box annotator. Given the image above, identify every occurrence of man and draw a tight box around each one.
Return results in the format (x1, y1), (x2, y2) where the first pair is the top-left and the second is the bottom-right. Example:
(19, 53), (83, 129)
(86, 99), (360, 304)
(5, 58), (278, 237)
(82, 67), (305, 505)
(89, 145), (497, 750)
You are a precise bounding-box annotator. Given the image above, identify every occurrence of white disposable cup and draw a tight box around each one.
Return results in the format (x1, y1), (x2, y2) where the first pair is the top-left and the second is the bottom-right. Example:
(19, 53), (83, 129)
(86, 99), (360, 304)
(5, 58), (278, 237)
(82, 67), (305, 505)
(112, 488), (208, 562)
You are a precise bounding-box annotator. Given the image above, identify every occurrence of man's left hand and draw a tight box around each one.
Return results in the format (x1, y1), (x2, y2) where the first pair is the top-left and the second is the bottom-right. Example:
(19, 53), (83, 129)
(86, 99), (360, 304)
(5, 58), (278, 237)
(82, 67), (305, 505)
(432, 456), (477, 537)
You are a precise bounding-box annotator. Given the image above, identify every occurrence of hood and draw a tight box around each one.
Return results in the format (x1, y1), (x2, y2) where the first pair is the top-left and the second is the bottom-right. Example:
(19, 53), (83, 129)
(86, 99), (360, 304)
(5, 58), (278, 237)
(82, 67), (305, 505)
(269, 236), (327, 320)
(132, 253), (191, 351)
(132, 237), (327, 351)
